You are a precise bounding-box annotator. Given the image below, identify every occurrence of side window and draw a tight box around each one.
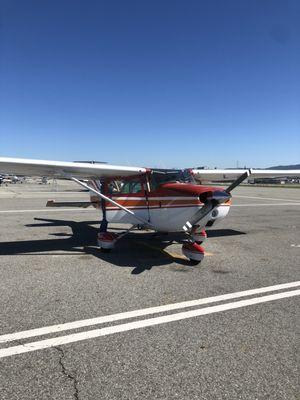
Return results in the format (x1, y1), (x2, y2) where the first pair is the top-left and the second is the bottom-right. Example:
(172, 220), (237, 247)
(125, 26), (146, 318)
(131, 182), (142, 193)
(120, 181), (142, 194)
(107, 181), (121, 194)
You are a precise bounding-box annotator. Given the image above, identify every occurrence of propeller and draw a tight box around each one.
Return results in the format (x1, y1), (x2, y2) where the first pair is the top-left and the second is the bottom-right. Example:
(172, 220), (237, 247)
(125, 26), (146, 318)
(225, 170), (251, 193)
(183, 169), (251, 233)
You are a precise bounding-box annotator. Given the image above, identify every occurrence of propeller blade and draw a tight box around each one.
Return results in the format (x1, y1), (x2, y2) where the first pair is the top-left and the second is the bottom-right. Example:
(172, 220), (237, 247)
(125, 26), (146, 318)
(183, 202), (214, 232)
(225, 170), (251, 193)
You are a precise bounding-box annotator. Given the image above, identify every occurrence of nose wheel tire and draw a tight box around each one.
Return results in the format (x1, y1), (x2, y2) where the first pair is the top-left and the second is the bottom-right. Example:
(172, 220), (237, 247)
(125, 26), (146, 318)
(189, 258), (202, 265)
(182, 242), (205, 264)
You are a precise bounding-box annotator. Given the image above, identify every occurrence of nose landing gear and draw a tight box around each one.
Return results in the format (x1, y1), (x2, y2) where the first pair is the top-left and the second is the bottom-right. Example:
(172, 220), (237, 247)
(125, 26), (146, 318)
(182, 228), (207, 265)
(190, 226), (207, 244)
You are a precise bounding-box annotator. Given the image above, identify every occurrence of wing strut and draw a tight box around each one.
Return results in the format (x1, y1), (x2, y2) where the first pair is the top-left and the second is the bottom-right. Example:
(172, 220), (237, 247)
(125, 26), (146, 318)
(71, 177), (153, 228)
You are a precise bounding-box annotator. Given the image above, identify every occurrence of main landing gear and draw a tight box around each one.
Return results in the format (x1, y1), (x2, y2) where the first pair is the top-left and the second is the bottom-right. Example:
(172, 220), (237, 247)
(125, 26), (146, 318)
(97, 223), (139, 253)
(97, 189), (140, 252)
(97, 225), (139, 252)
(97, 191), (118, 252)
(97, 231), (118, 252)
(181, 226), (207, 265)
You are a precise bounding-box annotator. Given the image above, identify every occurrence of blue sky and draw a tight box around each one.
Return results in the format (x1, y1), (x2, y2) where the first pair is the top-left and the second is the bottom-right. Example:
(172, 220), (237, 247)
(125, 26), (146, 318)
(0, 0), (299, 168)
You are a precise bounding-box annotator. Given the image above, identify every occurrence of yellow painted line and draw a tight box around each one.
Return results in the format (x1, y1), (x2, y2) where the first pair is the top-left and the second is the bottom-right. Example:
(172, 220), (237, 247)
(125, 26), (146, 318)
(133, 240), (171, 258)
(163, 251), (187, 260)
(165, 250), (214, 258)
(134, 240), (213, 260)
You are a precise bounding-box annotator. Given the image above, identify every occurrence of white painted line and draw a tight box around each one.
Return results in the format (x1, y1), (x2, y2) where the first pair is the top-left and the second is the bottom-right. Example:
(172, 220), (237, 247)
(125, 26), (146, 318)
(234, 195), (300, 202)
(1, 281), (299, 344)
(0, 193), (87, 198)
(232, 203), (300, 207)
(17, 191), (85, 194)
(0, 191), (84, 195)
(0, 289), (299, 359)
(0, 209), (96, 214)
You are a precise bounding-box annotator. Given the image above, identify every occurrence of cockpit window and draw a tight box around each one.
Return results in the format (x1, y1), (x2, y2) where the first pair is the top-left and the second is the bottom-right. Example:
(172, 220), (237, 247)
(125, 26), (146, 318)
(150, 169), (194, 190)
(107, 180), (143, 195)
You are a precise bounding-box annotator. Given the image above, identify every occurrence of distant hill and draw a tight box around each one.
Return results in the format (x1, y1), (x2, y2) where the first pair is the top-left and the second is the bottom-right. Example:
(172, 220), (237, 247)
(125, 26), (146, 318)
(267, 164), (300, 170)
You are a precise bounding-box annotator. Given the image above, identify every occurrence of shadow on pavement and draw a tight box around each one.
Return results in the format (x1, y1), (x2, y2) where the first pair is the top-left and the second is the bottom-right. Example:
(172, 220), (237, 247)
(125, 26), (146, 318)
(0, 217), (246, 274)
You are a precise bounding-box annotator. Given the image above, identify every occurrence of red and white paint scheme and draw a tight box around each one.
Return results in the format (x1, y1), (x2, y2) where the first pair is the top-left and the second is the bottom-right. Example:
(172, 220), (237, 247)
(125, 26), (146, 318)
(0, 157), (299, 264)
(89, 178), (231, 232)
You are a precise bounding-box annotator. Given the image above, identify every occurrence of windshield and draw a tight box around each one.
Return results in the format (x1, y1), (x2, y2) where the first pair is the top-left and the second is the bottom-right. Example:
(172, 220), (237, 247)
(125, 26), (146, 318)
(150, 169), (195, 190)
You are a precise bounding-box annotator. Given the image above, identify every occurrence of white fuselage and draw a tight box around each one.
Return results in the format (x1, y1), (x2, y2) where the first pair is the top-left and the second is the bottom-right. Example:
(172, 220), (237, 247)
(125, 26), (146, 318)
(103, 196), (230, 231)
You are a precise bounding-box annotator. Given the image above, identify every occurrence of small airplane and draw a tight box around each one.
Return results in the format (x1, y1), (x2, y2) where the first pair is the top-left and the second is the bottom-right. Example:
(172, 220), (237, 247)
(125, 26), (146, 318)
(0, 157), (299, 264)
(0, 174), (23, 184)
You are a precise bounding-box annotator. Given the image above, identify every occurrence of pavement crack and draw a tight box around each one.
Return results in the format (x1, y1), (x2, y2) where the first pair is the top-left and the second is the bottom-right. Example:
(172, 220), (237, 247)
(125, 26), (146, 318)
(54, 346), (79, 400)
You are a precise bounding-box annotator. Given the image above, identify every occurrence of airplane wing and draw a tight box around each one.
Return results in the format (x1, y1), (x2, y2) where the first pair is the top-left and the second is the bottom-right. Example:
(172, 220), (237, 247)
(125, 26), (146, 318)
(0, 157), (146, 179)
(192, 169), (300, 182)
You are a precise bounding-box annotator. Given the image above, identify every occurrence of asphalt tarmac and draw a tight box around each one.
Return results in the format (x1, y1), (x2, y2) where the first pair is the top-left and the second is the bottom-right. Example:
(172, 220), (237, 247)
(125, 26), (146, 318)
(0, 183), (299, 400)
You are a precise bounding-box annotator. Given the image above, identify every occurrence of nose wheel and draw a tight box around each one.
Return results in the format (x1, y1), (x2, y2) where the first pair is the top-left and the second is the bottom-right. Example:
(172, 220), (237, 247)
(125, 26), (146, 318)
(182, 241), (205, 265)
(182, 228), (206, 264)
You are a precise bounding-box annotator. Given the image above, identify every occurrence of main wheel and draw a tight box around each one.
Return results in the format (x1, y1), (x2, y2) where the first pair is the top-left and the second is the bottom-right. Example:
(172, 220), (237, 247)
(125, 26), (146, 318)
(97, 232), (117, 252)
(100, 247), (111, 253)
